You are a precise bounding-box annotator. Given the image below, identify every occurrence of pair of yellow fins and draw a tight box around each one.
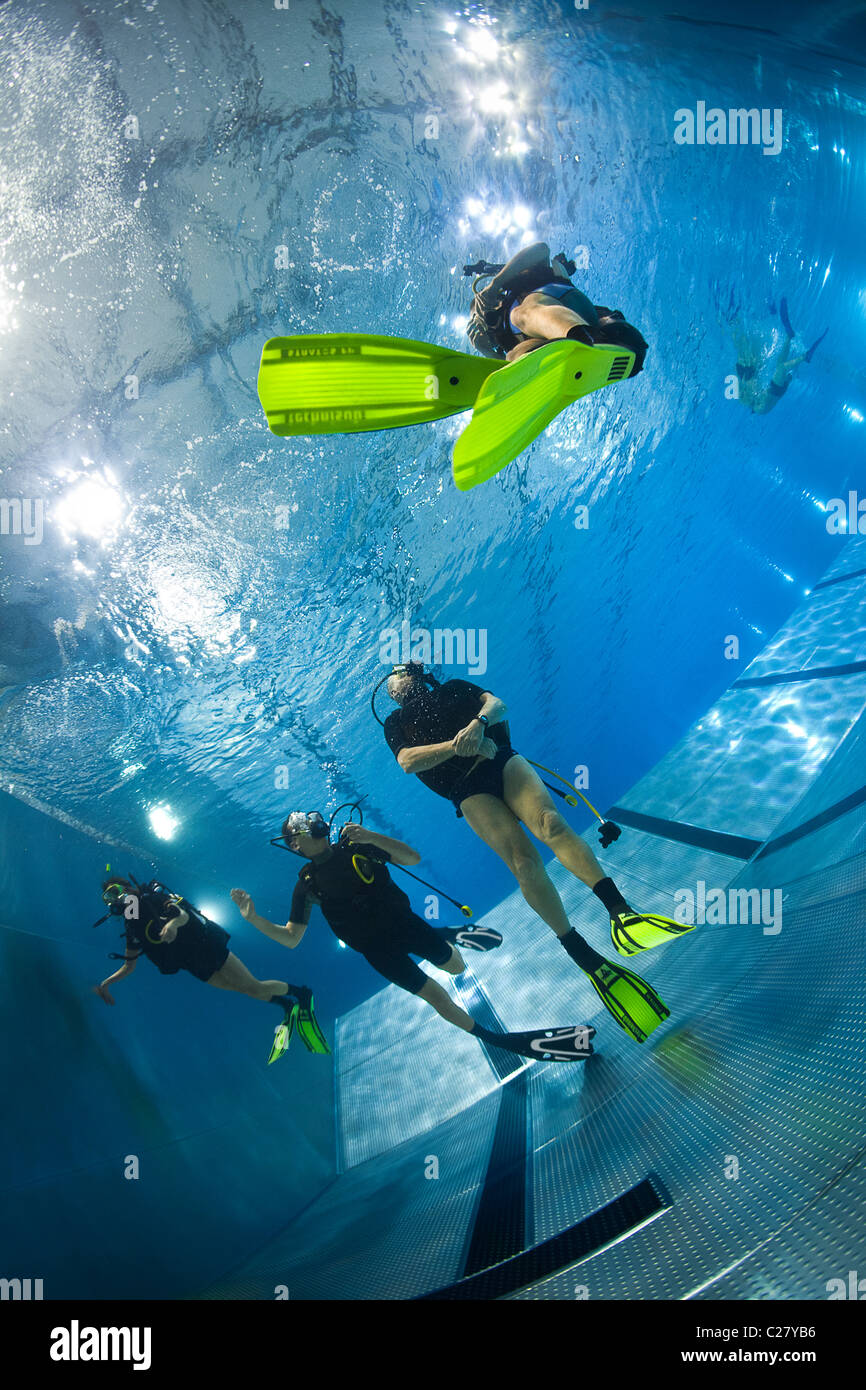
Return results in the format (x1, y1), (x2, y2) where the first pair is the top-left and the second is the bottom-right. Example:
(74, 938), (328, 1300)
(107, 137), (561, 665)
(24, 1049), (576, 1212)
(256, 333), (636, 491)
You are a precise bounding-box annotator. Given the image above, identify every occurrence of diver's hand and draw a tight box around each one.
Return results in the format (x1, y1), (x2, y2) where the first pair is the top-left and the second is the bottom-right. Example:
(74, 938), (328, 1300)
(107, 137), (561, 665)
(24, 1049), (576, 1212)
(453, 721), (485, 756)
(478, 737), (498, 760)
(339, 823), (366, 844)
(93, 982), (115, 1006)
(231, 888), (255, 920)
(159, 921), (178, 943)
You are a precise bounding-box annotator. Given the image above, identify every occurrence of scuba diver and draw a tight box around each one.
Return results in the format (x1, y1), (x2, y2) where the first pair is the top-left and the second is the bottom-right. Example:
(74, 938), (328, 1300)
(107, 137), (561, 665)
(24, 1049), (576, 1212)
(372, 662), (691, 1044)
(730, 295), (828, 415)
(230, 812), (597, 1063)
(465, 241), (649, 370)
(92, 876), (326, 1055)
(253, 239), (647, 490)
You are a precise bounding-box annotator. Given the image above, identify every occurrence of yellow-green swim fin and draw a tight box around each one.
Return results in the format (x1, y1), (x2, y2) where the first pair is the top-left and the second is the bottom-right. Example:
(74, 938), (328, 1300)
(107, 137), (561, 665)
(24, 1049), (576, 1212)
(267, 1004), (298, 1065)
(451, 339), (635, 491)
(257, 333), (500, 437)
(611, 911), (698, 957)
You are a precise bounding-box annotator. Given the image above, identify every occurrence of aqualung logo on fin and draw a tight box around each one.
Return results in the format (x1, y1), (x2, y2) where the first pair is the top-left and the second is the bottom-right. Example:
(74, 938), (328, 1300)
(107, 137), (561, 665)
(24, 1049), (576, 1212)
(273, 344), (360, 359)
(276, 409), (367, 426)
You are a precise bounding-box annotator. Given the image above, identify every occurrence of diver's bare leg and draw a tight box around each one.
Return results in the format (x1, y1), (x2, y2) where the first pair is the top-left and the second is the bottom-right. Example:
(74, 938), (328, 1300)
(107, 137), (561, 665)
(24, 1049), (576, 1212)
(510, 290), (591, 343)
(460, 792), (573, 937)
(505, 336), (548, 362)
(207, 951), (288, 1000)
(501, 755), (605, 888)
(416, 975), (477, 1032)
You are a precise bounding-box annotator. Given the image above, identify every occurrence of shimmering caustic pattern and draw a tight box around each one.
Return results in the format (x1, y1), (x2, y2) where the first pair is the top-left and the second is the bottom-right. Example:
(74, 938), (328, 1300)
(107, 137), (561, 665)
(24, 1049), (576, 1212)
(1, 0), (865, 1300)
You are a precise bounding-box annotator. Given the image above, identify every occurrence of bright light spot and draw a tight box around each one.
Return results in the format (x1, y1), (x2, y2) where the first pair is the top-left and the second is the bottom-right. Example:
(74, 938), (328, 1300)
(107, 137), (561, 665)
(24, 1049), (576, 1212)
(444, 20), (457, 35)
(55, 473), (125, 543)
(337, 939), (347, 949)
(478, 81), (511, 113)
(148, 805), (180, 840)
(452, 316), (468, 333)
(466, 26), (499, 61)
(464, 196), (484, 216)
(146, 558), (239, 652)
(844, 405), (864, 423)
(513, 204), (532, 227)
(822, 264), (831, 287)
(0, 267), (21, 338)
(119, 763), (145, 782)
(782, 572), (794, 583)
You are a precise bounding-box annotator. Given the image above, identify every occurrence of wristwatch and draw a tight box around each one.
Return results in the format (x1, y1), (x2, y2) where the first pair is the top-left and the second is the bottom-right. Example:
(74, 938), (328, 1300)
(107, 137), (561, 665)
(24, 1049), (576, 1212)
(477, 715), (490, 727)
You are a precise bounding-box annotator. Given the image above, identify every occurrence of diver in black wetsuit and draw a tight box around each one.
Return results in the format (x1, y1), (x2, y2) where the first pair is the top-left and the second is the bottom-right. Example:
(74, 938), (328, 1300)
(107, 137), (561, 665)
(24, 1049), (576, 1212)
(465, 241), (648, 370)
(376, 663), (658, 981)
(93, 876), (310, 1020)
(231, 813), (595, 1062)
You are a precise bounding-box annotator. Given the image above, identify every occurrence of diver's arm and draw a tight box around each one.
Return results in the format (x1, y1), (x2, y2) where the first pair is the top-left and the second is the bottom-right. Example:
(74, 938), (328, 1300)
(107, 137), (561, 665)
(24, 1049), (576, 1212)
(102, 956), (139, 985)
(253, 914), (309, 948)
(230, 889), (309, 947)
(477, 692), (507, 725)
(397, 740), (458, 774)
(158, 905), (188, 942)
(344, 827), (421, 867)
(452, 692), (508, 755)
(94, 954), (139, 1004)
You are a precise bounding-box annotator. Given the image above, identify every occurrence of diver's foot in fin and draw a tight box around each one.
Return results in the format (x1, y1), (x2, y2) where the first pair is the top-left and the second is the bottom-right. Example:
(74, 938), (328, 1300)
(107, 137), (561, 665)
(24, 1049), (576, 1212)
(452, 339), (635, 491)
(559, 931), (670, 1044)
(611, 910), (697, 958)
(268, 1004), (298, 1064)
(441, 924), (503, 952)
(586, 961), (670, 1043)
(804, 326), (829, 362)
(296, 992), (331, 1055)
(474, 1022), (595, 1062)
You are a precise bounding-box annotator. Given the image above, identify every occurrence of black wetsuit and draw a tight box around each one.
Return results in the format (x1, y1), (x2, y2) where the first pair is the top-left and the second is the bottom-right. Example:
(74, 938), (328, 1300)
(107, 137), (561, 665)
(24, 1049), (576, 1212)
(383, 678), (516, 817)
(121, 883), (231, 982)
(289, 842), (452, 993)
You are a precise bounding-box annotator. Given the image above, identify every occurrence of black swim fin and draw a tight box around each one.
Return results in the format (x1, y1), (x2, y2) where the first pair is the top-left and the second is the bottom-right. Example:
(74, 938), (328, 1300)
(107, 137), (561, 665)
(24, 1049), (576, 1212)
(474, 1023), (595, 1062)
(804, 327), (828, 362)
(441, 923), (503, 952)
(779, 296), (795, 338)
